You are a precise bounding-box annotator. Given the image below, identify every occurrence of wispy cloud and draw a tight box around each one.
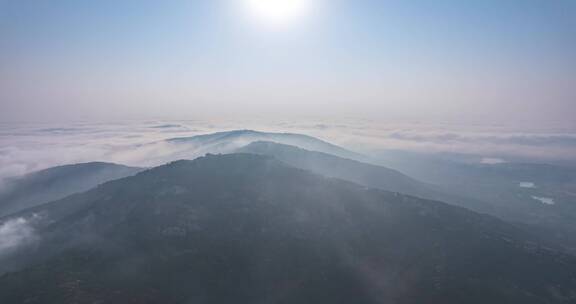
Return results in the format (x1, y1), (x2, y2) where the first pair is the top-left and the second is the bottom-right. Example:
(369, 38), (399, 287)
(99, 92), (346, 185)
(1, 119), (575, 189)
(0, 216), (38, 256)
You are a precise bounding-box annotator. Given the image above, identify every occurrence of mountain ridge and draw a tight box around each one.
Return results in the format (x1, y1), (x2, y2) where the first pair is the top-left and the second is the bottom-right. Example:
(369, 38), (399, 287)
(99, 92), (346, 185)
(0, 162), (143, 218)
(1, 153), (575, 303)
(165, 129), (363, 160)
(237, 141), (500, 215)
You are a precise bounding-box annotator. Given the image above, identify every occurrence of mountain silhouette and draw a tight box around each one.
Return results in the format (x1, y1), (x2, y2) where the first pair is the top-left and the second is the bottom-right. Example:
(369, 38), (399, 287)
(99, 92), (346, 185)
(0, 162), (143, 217)
(237, 141), (498, 215)
(375, 151), (576, 251)
(166, 130), (363, 160)
(1, 154), (575, 304)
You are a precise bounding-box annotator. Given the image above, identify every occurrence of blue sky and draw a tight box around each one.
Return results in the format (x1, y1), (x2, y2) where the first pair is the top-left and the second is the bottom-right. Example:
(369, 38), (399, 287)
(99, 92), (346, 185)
(1, 0), (575, 124)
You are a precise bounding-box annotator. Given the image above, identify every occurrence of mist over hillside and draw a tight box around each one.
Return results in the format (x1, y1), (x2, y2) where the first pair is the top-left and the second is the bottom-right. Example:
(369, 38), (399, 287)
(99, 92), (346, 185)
(0, 127), (575, 301)
(3, 120), (576, 183)
(1, 154), (576, 304)
(2, 0), (575, 301)
(0, 162), (143, 217)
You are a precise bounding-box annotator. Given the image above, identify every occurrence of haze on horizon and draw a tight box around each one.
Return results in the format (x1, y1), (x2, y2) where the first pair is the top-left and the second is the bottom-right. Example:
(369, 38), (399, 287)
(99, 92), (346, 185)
(1, 0), (575, 126)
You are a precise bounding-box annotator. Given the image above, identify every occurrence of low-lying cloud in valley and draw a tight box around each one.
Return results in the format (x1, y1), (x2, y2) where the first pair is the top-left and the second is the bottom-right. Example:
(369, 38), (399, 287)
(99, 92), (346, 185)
(1, 119), (576, 189)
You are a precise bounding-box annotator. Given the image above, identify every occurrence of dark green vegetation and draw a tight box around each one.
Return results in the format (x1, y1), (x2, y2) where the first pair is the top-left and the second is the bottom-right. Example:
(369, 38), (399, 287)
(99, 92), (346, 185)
(1, 154), (575, 303)
(0, 162), (143, 217)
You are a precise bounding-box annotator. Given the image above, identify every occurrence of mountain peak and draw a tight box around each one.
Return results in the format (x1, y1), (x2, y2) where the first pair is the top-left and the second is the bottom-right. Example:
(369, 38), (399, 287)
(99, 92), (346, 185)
(2, 152), (576, 303)
(165, 129), (363, 161)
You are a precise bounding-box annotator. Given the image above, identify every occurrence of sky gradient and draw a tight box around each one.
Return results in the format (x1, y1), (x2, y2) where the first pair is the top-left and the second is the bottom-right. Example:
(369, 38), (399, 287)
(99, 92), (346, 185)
(1, 0), (575, 124)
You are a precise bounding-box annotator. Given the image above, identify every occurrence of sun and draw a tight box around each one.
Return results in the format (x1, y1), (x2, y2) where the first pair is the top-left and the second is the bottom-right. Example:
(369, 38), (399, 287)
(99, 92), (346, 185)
(243, 0), (313, 27)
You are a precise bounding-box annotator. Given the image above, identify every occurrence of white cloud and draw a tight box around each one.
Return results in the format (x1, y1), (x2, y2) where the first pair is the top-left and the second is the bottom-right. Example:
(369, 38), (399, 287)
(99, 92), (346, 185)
(0, 121), (218, 187)
(519, 182), (536, 189)
(0, 217), (37, 256)
(1, 119), (576, 190)
(532, 196), (555, 205)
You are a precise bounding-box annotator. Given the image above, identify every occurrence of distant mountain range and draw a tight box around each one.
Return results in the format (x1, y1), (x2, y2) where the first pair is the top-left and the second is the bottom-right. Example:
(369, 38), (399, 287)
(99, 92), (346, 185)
(0, 162), (143, 217)
(2, 130), (576, 303)
(1, 154), (575, 304)
(166, 129), (364, 160)
(3, 131), (575, 252)
(3, 130), (575, 247)
(375, 151), (576, 250)
(237, 141), (496, 215)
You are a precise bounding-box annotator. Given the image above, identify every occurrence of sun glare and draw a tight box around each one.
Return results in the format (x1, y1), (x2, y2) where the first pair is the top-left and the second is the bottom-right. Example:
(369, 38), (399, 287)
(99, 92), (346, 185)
(243, 0), (313, 27)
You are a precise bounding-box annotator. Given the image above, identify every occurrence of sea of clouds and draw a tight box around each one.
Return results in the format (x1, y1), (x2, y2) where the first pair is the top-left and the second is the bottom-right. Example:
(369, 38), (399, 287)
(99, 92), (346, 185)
(1, 118), (576, 188)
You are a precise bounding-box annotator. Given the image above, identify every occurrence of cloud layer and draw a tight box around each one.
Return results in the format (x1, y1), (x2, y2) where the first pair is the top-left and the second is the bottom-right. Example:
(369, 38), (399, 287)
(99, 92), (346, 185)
(1, 119), (575, 188)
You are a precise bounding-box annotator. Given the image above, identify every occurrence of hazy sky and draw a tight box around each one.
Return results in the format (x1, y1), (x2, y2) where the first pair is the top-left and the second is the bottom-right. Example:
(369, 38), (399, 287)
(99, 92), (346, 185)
(1, 0), (575, 124)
